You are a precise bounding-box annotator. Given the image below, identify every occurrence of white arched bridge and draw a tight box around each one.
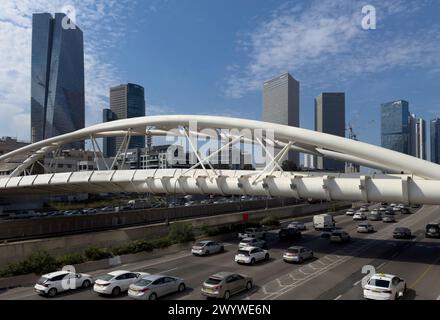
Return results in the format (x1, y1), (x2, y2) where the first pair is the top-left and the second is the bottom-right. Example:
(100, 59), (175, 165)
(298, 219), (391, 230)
(1, 115), (440, 205)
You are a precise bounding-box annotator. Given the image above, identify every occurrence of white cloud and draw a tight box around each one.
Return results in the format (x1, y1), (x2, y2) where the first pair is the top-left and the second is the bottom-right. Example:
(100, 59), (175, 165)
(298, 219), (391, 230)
(224, 0), (439, 98)
(0, 0), (145, 141)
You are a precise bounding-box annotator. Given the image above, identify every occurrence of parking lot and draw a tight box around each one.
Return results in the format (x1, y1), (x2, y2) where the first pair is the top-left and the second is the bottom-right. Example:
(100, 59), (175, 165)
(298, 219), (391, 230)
(1, 204), (439, 300)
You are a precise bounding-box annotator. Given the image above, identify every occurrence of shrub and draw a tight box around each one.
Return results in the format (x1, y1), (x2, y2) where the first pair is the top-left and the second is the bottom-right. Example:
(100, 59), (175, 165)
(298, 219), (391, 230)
(260, 215), (280, 227)
(84, 246), (112, 261)
(55, 253), (86, 267)
(0, 251), (58, 277)
(168, 222), (195, 243)
(150, 237), (173, 249)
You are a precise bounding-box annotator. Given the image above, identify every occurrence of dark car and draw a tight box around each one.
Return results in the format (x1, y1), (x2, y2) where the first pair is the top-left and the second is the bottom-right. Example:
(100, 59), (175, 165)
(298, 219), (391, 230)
(279, 227), (302, 241)
(425, 223), (440, 238)
(321, 227), (342, 238)
(393, 227), (412, 239)
(411, 204), (422, 209)
(400, 207), (411, 214)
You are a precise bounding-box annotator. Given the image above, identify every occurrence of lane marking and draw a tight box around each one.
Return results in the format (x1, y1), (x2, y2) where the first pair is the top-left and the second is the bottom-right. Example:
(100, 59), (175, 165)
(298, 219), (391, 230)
(376, 262), (386, 269)
(334, 295), (342, 300)
(353, 280), (361, 286)
(410, 255), (440, 289)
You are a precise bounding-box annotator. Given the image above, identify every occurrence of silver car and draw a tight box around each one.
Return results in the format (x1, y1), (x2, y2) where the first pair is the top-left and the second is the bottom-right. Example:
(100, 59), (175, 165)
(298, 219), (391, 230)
(191, 240), (224, 256)
(287, 221), (307, 231)
(238, 237), (267, 249)
(383, 214), (396, 223)
(283, 246), (313, 263)
(357, 223), (374, 233)
(128, 275), (186, 300)
(201, 272), (253, 300)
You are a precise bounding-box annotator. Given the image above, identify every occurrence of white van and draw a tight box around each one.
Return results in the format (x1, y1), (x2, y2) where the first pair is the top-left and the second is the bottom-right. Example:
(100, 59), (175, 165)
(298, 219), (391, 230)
(313, 214), (335, 230)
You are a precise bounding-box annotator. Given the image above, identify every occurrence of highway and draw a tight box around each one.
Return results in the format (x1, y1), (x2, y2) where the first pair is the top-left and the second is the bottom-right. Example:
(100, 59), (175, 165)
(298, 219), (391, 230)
(1, 204), (439, 300)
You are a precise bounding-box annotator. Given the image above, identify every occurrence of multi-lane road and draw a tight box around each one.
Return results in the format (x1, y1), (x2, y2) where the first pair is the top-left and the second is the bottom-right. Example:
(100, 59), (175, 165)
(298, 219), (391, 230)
(1, 204), (439, 300)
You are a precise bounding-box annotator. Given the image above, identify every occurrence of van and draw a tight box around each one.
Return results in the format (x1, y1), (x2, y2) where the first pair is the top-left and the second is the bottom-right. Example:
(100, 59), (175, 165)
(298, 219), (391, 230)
(313, 214), (335, 230)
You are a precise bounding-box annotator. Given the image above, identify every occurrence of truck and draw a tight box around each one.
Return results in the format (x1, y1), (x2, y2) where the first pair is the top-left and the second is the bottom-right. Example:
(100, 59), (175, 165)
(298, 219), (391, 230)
(238, 227), (267, 240)
(313, 214), (336, 231)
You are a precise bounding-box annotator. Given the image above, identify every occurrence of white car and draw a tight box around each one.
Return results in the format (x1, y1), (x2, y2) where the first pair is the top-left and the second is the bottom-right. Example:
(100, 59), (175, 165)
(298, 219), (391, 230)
(191, 240), (224, 256)
(283, 246), (313, 263)
(392, 206), (401, 213)
(357, 223), (374, 233)
(128, 274), (186, 300)
(238, 237), (267, 249)
(345, 208), (356, 216)
(353, 212), (367, 220)
(34, 271), (94, 297)
(359, 206), (369, 212)
(363, 273), (406, 300)
(235, 246), (269, 265)
(93, 270), (150, 296)
(287, 221), (307, 231)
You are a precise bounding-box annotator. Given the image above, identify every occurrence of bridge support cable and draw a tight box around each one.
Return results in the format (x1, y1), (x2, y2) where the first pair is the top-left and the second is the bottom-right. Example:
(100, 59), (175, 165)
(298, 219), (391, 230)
(9, 145), (58, 178)
(180, 127), (213, 179)
(90, 135), (109, 171)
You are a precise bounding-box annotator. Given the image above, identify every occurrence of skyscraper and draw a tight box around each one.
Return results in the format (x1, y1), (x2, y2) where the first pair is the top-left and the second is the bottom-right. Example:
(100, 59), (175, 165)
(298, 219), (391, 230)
(31, 13), (85, 149)
(381, 100), (410, 155)
(409, 114), (426, 159)
(102, 108), (116, 158)
(262, 73), (300, 166)
(430, 118), (440, 164)
(314, 92), (346, 172)
(109, 83), (146, 155)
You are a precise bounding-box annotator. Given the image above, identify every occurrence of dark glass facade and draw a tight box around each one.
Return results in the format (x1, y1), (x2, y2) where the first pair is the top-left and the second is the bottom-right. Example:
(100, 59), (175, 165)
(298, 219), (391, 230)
(381, 100), (410, 154)
(431, 118), (440, 164)
(102, 109), (116, 158)
(108, 83), (146, 157)
(31, 13), (85, 149)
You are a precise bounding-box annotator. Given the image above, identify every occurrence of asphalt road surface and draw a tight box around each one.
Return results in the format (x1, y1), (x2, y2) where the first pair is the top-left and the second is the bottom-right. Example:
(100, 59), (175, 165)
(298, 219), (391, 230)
(1, 204), (439, 300)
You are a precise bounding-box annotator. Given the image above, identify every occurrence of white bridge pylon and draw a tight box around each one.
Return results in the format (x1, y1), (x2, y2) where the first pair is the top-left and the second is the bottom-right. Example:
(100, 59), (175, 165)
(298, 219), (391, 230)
(1, 115), (440, 204)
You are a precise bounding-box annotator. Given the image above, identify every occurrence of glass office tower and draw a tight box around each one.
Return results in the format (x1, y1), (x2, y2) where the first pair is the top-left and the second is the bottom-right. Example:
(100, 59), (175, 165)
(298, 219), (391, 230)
(381, 100), (410, 155)
(30, 13), (85, 149)
(431, 118), (440, 164)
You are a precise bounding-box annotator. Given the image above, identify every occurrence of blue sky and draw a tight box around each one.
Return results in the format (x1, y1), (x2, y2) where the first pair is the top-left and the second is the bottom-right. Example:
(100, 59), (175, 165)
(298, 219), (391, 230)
(1, 0), (440, 156)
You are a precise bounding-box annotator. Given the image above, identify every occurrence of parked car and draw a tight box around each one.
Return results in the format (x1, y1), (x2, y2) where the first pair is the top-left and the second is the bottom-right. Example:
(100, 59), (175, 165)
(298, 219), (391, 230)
(201, 272), (253, 300)
(368, 210), (382, 221)
(363, 273), (406, 300)
(191, 240), (224, 256)
(382, 214), (396, 223)
(235, 246), (269, 265)
(330, 230), (351, 243)
(238, 227), (267, 240)
(93, 271), (149, 296)
(353, 212), (367, 221)
(425, 223), (440, 238)
(357, 223), (374, 233)
(128, 274), (186, 300)
(278, 227), (301, 241)
(238, 237), (267, 249)
(345, 208), (356, 216)
(34, 271), (93, 297)
(393, 227), (412, 239)
(283, 246), (313, 263)
(287, 221), (307, 231)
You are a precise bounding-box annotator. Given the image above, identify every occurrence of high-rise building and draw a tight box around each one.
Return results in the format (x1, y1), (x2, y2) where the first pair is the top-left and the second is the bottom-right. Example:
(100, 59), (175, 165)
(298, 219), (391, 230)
(314, 92), (346, 172)
(109, 83), (146, 156)
(102, 108), (116, 158)
(262, 73), (300, 166)
(381, 100), (410, 155)
(430, 118), (440, 164)
(30, 13), (85, 149)
(409, 114), (426, 159)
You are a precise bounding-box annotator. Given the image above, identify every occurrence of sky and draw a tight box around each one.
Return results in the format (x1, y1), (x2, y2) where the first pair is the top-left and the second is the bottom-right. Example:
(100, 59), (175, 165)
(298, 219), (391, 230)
(0, 0), (440, 158)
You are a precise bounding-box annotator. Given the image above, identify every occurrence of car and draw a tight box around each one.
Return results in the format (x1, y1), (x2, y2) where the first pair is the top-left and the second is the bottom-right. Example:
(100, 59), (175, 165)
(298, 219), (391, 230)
(235, 246), (269, 265)
(392, 206), (401, 213)
(34, 271), (94, 297)
(201, 272), (253, 300)
(93, 271), (150, 296)
(238, 227), (267, 240)
(357, 223), (374, 233)
(330, 230), (351, 243)
(278, 227), (302, 241)
(128, 274), (186, 300)
(363, 273), (406, 300)
(359, 206), (369, 212)
(425, 223), (440, 238)
(345, 208), (356, 216)
(191, 240), (224, 256)
(379, 206), (388, 212)
(382, 214), (396, 223)
(287, 221), (307, 231)
(368, 210), (382, 221)
(283, 246), (313, 263)
(411, 204), (422, 209)
(353, 212), (367, 221)
(393, 227), (412, 239)
(400, 207), (411, 214)
(389, 203), (397, 207)
(397, 203), (405, 209)
(321, 226), (343, 238)
(238, 237), (267, 249)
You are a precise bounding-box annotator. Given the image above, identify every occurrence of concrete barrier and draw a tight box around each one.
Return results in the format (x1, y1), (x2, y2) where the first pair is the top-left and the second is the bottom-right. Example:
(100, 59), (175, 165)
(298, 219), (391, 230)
(0, 201), (350, 268)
